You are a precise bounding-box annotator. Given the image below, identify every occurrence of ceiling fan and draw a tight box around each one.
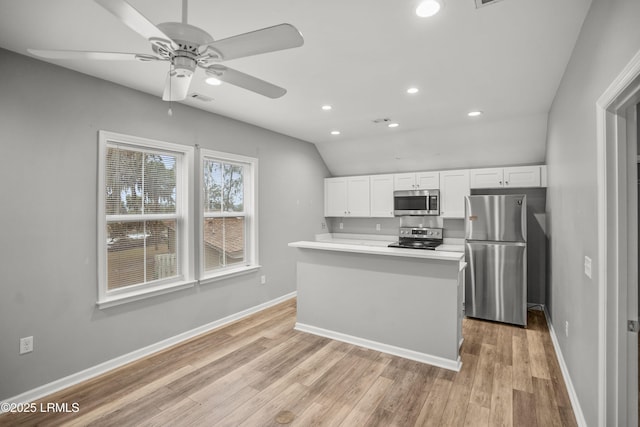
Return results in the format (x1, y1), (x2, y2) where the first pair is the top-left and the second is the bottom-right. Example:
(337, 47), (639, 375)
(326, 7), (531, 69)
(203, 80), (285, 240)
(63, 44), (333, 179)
(28, 0), (304, 100)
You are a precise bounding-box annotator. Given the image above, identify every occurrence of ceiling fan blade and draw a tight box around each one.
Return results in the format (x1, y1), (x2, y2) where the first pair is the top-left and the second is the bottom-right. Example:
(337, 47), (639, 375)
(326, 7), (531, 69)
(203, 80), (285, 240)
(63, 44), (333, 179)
(206, 65), (286, 98)
(203, 23), (303, 61)
(27, 49), (163, 62)
(94, 0), (178, 50)
(162, 70), (193, 101)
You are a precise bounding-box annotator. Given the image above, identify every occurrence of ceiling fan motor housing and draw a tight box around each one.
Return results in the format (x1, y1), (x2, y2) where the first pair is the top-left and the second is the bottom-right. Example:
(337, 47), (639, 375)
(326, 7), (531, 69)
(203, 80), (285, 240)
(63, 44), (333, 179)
(173, 55), (196, 77)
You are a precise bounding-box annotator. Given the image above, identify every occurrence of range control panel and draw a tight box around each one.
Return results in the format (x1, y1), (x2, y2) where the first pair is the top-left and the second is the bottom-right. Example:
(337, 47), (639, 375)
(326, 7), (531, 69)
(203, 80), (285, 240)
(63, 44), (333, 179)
(398, 227), (443, 239)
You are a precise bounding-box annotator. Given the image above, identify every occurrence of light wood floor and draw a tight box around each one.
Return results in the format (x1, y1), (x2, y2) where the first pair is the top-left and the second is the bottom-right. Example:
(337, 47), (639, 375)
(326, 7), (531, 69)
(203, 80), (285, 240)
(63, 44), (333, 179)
(0, 298), (576, 426)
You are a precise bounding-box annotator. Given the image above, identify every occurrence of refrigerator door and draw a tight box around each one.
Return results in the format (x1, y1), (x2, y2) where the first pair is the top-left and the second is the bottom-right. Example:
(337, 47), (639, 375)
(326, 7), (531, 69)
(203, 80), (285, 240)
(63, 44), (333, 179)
(465, 195), (527, 243)
(465, 241), (527, 326)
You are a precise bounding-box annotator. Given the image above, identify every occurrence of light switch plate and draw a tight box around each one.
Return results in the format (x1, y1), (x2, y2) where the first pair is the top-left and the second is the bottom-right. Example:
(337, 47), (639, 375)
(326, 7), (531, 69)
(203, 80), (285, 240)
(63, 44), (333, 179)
(584, 256), (592, 279)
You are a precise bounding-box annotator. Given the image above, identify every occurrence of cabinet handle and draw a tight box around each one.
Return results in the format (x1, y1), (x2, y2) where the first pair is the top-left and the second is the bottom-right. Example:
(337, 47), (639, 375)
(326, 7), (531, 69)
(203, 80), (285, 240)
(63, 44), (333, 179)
(505, 181), (509, 185)
(499, 181), (502, 185)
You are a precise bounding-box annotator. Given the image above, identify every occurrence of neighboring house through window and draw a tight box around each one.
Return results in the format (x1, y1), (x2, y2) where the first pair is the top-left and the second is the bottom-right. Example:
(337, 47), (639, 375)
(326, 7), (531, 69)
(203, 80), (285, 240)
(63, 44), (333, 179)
(200, 149), (258, 282)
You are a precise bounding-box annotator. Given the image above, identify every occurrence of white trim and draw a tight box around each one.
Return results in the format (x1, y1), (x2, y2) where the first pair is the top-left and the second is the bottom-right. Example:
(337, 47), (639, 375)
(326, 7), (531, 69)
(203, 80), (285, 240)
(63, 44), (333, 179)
(1, 292), (296, 410)
(97, 130), (195, 306)
(294, 322), (462, 372)
(542, 306), (588, 427)
(596, 48), (640, 427)
(198, 264), (261, 286)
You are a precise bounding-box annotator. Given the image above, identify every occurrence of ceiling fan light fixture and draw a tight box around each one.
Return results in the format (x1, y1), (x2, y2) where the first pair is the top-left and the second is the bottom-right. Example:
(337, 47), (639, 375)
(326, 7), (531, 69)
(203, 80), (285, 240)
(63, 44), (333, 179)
(416, 0), (443, 17)
(205, 77), (222, 86)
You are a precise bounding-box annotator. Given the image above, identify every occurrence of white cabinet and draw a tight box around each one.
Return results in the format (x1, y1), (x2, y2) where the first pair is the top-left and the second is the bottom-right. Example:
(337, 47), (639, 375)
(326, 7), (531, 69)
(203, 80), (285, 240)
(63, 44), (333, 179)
(439, 170), (470, 218)
(370, 174), (394, 217)
(503, 166), (541, 188)
(324, 176), (371, 217)
(394, 172), (439, 190)
(470, 165), (544, 189)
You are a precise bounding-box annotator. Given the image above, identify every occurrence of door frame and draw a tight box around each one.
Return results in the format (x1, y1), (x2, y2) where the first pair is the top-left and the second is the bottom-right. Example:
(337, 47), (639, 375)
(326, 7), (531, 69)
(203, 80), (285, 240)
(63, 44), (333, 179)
(596, 48), (640, 427)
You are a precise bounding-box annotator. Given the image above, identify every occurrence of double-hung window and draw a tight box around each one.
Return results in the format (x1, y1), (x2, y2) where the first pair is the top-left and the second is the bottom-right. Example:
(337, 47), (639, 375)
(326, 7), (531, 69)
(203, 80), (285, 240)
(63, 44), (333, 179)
(200, 149), (258, 281)
(97, 131), (194, 307)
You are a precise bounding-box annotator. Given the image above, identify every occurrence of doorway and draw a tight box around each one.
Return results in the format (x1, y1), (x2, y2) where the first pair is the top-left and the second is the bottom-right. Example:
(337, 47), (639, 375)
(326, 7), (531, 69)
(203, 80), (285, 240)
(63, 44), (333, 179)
(597, 51), (640, 427)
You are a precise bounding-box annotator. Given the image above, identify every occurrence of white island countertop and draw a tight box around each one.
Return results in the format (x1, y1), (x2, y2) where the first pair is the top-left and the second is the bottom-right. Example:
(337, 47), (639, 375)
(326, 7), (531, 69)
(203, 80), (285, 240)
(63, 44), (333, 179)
(289, 233), (464, 262)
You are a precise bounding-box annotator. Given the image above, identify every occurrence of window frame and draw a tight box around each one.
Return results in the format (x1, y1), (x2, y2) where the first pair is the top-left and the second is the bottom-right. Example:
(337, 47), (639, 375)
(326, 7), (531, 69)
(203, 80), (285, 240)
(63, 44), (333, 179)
(198, 148), (259, 283)
(97, 131), (195, 308)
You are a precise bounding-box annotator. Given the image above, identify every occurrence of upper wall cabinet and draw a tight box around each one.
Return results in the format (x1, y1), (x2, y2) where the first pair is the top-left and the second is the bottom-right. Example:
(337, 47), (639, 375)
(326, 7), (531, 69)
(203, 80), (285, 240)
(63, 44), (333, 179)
(470, 165), (546, 189)
(439, 170), (470, 218)
(324, 176), (371, 217)
(370, 174), (395, 217)
(394, 172), (440, 191)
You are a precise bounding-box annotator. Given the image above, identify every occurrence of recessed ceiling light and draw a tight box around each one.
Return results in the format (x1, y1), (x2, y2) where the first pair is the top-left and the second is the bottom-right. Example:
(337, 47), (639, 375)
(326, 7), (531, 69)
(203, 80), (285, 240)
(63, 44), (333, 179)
(416, 0), (443, 18)
(331, 130), (341, 135)
(468, 111), (483, 117)
(322, 105), (332, 111)
(205, 77), (222, 86)
(388, 123), (400, 128)
(407, 87), (419, 94)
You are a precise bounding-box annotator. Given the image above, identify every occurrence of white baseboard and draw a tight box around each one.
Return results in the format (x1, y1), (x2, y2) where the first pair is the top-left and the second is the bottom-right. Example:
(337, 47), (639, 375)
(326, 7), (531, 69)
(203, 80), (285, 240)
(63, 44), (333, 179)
(294, 322), (462, 372)
(541, 305), (587, 427)
(1, 291), (297, 410)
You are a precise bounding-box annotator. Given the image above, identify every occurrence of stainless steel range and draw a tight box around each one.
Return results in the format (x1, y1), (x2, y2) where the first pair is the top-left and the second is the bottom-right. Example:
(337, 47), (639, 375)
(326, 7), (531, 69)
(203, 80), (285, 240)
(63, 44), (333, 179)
(388, 227), (443, 250)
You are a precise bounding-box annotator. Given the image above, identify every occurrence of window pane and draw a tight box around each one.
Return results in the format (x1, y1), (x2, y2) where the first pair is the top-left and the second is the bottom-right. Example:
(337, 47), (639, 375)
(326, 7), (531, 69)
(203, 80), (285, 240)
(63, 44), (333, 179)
(144, 154), (176, 214)
(105, 148), (143, 215)
(105, 148), (177, 215)
(203, 217), (245, 271)
(107, 220), (177, 290)
(203, 160), (223, 213)
(223, 163), (244, 212)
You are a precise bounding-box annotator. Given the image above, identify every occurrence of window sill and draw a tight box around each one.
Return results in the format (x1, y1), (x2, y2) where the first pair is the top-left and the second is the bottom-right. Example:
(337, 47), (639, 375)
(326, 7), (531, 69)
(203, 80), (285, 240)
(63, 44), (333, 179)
(199, 265), (262, 286)
(97, 280), (197, 309)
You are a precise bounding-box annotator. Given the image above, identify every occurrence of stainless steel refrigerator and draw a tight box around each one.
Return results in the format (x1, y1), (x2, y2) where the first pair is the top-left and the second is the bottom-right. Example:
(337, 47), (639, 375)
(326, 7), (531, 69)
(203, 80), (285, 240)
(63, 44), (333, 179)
(464, 195), (527, 327)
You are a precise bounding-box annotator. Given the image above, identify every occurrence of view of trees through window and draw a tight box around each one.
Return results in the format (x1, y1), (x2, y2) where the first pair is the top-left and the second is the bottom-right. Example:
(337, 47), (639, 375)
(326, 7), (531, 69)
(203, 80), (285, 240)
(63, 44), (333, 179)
(203, 159), (246, 272)
(105, 147), (179, 289)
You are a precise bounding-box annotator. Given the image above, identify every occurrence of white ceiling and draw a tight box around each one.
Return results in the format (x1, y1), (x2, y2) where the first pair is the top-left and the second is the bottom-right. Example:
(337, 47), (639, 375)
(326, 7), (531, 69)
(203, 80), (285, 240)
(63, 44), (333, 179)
(0, 0), (592, 174)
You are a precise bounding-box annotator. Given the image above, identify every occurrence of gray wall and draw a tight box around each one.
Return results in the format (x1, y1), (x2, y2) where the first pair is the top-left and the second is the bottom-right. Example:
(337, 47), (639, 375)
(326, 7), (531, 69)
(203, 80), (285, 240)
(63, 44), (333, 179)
(0, 48), (330, 400)
(545, 0), (640, 424)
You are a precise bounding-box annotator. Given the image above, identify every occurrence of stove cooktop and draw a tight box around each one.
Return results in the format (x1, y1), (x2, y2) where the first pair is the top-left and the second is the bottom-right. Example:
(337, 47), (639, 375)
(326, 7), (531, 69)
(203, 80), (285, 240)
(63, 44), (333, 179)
(388, 240), (442, 250)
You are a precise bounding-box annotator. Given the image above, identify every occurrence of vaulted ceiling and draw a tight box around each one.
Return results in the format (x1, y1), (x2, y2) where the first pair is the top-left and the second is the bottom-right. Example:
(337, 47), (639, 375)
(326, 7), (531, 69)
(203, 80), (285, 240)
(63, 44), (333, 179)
(0, 0), (592, 175)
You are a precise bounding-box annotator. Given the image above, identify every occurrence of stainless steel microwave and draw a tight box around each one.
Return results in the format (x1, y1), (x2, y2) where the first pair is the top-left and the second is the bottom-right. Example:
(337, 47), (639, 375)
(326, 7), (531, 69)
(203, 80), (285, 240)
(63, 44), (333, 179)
(393, 189), (440, 216)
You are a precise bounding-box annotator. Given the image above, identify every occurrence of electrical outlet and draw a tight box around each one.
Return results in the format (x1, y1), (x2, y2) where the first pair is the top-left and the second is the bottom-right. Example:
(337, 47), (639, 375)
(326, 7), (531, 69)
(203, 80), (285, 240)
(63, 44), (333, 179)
(20, 336), (33, 354)
(376, 224), (381, 231)
(584, 256), (592, 279)
(565, 321), (569, 337)
(260, 275), (266, 285)
(339, 222), (343, 230)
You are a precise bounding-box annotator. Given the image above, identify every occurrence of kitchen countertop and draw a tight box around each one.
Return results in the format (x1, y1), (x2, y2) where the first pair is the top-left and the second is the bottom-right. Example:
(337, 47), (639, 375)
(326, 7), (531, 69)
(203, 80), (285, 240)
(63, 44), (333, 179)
(289, 239), (465, 262)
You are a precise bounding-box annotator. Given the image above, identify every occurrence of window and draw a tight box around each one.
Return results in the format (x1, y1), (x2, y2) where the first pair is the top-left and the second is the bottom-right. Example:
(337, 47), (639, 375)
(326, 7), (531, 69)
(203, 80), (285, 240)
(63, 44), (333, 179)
(98, 131), (194, 308)
(200, 149), (258, 281)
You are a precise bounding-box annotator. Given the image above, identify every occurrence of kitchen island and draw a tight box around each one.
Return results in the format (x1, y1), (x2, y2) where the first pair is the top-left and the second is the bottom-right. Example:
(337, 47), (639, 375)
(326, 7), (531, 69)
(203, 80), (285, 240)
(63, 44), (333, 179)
(288, 236), (466, 371)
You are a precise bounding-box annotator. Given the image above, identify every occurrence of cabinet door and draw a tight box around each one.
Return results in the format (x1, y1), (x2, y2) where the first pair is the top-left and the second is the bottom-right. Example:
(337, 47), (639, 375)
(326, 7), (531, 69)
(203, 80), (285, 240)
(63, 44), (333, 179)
(503, 166), (541, 188)
(324, 177), (347, 217)
(416, 172), (440, 189)
(347, 176), (371, 217)
(394, 173), (416, 191)
(470, 168), (504, 188)
(439, 170), (470, 218)
(370, 174), (394, 217)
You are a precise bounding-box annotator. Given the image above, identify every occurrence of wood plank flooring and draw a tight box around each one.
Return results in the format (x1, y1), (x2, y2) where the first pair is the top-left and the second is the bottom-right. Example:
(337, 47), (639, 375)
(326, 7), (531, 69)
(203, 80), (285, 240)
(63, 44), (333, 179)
(0, 298), (577, 426)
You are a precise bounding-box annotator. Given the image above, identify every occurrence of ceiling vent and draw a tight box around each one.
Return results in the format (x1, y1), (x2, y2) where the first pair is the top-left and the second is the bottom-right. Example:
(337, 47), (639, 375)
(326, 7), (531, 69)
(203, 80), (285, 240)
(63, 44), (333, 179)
(475, 0), (505, 8)
(189, 93), (214, 102)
